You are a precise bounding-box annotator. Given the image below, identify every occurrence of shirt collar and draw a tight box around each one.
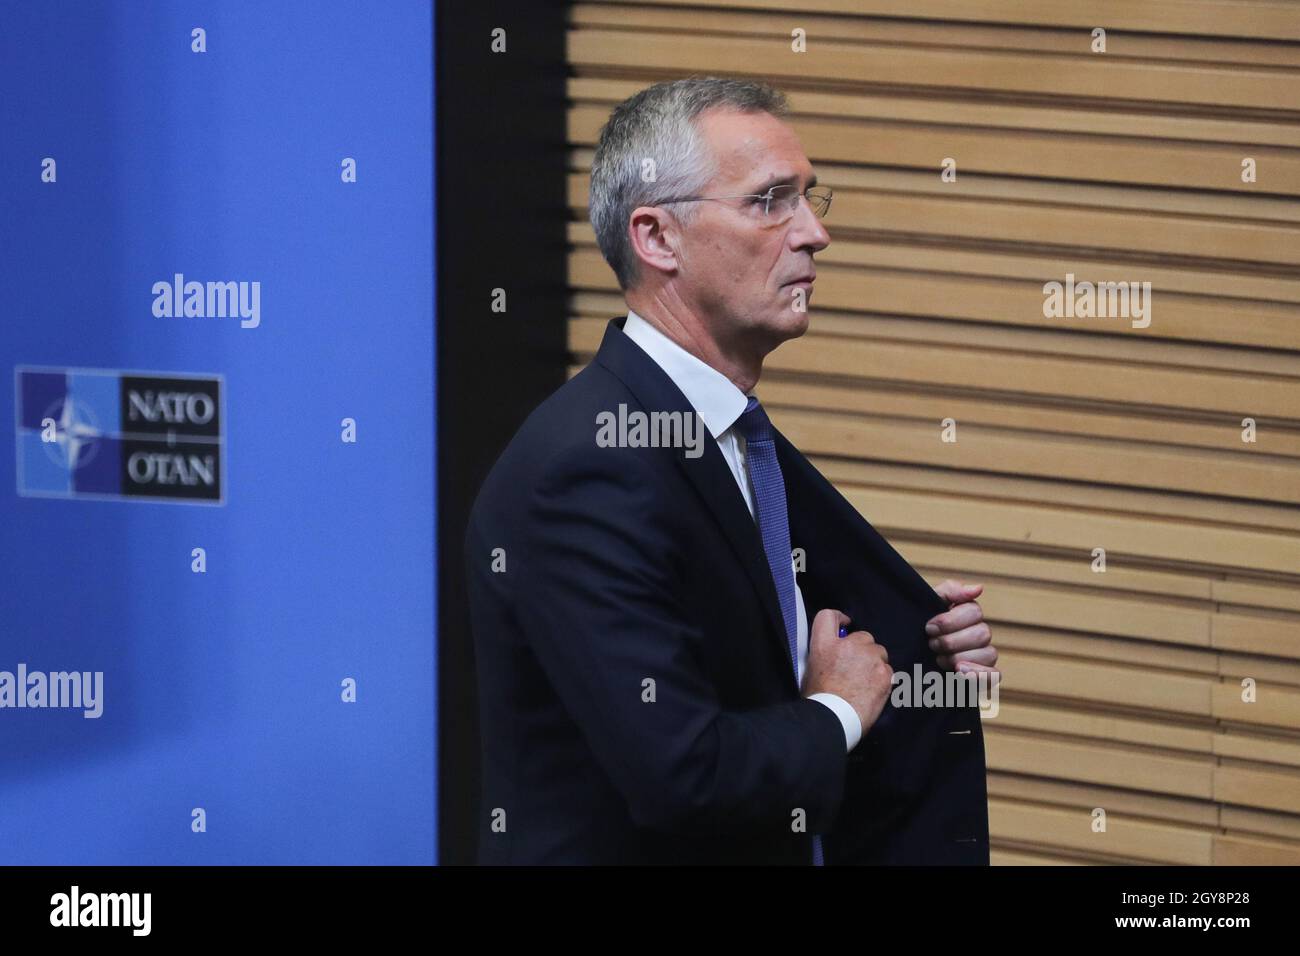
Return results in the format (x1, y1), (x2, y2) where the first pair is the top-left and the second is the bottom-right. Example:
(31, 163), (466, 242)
(622, 310), (750, 439)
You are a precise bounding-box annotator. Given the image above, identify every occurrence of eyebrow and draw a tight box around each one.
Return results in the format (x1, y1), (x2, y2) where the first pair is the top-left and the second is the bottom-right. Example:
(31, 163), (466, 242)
(750, 172), (817, 193)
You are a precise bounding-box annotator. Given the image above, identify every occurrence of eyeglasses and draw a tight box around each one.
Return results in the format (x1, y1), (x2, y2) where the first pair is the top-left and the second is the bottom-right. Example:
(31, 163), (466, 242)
(657, 184), (833, 224)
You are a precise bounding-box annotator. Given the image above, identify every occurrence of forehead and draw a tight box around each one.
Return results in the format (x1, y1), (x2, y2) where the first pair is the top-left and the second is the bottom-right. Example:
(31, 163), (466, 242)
(694, 108), (813, 189)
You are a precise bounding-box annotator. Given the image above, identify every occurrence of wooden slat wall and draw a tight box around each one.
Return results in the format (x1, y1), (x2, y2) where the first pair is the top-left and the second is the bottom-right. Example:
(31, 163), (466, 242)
(564, 0), (1300, 864)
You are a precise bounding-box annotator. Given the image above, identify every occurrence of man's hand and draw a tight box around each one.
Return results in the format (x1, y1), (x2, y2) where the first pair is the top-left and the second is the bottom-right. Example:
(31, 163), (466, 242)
(804, 608), (895, 732)
(926, 580), (999, 677)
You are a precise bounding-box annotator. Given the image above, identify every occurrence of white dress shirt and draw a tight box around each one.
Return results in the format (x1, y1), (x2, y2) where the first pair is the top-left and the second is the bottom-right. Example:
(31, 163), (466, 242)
(622, 309), (863, 752)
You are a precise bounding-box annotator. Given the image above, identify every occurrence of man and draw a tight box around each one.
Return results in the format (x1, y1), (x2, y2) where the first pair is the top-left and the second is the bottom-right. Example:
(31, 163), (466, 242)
(466, 76), (997, 865)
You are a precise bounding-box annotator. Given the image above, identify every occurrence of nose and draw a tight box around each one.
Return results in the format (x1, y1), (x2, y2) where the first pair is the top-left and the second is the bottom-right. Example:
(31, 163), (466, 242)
(790, 195), (830, 253)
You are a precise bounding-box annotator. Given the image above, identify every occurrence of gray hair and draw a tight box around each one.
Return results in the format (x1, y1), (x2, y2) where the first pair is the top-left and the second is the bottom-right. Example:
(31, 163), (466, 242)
(588, 76), (791, 291)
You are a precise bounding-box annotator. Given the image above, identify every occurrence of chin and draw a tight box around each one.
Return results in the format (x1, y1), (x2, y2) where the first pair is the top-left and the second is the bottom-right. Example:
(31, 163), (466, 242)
(770, 308), (810, 341)
(738, 306), (811, 352)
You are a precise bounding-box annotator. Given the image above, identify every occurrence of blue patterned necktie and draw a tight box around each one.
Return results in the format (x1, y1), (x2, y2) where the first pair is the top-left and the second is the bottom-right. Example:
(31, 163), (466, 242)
(735, 396), (824, 867)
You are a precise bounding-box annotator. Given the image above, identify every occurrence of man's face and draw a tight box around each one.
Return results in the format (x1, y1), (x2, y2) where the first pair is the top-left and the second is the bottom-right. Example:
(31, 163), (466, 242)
(671, 108), (831, 354)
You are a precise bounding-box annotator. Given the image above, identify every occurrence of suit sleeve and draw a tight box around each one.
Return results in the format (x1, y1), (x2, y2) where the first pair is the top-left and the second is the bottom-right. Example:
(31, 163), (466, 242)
(515, 444), (847, 837)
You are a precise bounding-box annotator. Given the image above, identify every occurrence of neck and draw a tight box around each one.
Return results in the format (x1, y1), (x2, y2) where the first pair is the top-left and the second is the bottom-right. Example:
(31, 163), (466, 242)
(626, 290), (765, 395)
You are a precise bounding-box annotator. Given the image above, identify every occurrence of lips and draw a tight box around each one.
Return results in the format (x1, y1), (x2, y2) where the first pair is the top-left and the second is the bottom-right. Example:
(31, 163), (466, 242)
(783, 274), (815, 286)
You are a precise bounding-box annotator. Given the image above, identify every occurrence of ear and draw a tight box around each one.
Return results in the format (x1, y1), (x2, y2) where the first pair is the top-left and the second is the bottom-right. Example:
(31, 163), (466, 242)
(627, 205), (681, 279)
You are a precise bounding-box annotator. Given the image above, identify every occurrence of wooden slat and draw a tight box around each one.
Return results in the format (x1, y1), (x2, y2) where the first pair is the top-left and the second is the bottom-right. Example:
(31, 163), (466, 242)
(773, 408), (1300, 505)
(570, 77), (1300, 148)
(572, 293), (1300, 378)
(1215, 732), (1300, 769)
(993, 701), (1215, 754)
(988, 621), (1218, 668)
(1215, 764), (1300, 814)
(572, 170), (1300, 269)
(835, 484), (1300, 576)
(570, 148), (1300, 224)
(1218, 653), (1300, 688)
(569, 29), (1300, 111)
(988, 771), (1220, 826)
(760, 379), (1300, 462)
(1221, 806), (1300, 842)
(993, 651), (1213, 715)
(798, 453), (1300, 535)
(991, 848), (1093, 865)
(572, 6), (1300, 68)
(572, 248), (1300, 351)
(570, 101), (1300, 193)
(591, 0), (1300, 43)
(1213, 833), (1300, 864)
(1212, 681), (1300, 729)
(988, 798), (1213, 864)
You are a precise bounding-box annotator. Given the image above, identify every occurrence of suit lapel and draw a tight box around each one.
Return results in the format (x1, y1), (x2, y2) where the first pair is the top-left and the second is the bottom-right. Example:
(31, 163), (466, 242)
(593, 318), (795, 687)
(777, 429), (950, 662)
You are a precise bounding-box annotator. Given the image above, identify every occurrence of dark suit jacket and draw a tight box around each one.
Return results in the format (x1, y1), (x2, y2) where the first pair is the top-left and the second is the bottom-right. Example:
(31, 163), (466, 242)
(465, 316), (989, 864)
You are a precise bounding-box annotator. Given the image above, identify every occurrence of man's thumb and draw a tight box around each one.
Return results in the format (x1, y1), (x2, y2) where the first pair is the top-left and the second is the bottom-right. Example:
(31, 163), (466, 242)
(812, 608), (849, 637)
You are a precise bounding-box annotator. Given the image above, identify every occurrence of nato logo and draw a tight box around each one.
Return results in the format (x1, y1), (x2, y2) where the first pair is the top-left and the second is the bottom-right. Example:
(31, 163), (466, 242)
(15, 367), (224, 504)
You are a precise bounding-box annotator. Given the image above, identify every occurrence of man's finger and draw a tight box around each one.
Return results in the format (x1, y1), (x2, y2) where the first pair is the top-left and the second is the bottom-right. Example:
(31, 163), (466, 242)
(931, 578), (983, 607)
(926, 600), (983, 636)
(929, 622), (992, 655)
(955, 661), (1001, 679)
(943, 646), (998, 669)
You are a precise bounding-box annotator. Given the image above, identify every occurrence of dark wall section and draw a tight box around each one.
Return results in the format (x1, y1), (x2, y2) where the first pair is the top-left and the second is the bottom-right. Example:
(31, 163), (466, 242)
(435, 1), (570, 865)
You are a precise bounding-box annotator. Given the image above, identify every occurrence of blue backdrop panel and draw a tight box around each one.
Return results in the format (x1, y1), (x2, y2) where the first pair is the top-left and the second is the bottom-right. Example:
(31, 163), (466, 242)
(0, 1), (436, 864)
